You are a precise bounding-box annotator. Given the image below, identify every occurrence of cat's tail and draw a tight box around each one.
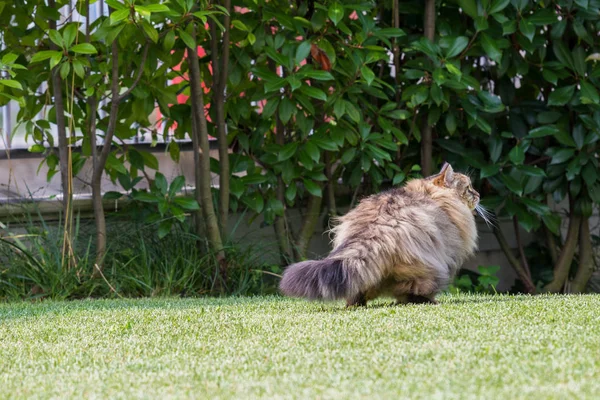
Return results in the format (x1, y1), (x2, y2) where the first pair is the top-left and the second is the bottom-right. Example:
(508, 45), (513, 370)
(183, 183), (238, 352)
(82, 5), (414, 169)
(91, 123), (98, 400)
(279, 256), (375, 300)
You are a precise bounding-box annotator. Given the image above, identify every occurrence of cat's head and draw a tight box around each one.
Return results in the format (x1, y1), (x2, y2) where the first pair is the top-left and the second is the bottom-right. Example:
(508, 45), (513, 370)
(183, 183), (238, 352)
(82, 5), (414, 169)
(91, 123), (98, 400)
(429, 163), (480, 210)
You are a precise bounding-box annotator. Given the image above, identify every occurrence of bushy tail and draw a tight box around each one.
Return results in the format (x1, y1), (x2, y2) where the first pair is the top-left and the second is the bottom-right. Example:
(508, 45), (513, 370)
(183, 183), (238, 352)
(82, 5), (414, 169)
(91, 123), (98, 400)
(279, 258), (356, 300)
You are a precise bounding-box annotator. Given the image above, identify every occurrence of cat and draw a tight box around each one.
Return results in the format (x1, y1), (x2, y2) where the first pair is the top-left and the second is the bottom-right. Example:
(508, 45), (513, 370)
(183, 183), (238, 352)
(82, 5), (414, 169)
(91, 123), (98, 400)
(279, 162), (488, 306)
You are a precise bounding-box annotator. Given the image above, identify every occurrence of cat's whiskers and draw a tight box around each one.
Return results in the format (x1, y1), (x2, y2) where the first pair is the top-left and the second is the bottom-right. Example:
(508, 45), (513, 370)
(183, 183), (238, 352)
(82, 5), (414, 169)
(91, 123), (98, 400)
(475, 204), (498, 228)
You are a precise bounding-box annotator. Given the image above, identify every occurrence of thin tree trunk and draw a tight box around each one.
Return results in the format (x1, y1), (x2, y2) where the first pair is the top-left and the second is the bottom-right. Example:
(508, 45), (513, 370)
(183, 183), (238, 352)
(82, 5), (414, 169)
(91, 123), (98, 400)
(493, 225), (536, 294)
(325, 152), (337, 217)
(571, 218), (594, 293)
(273, 119), (294, 263)
(190, 101), (205, 238)
(544, 207), (582, 293)
(187, 28), (227, 287)
(91, 39), (149, 276)
(210, 0), (231, 234)
(294, 194), (323, 260)
(420, 0), (436, 176)
(48, 0), (70, 220)
(513, 216), (532, 281)
(91, 40), (120, 274)
(544, 225), (559, 265)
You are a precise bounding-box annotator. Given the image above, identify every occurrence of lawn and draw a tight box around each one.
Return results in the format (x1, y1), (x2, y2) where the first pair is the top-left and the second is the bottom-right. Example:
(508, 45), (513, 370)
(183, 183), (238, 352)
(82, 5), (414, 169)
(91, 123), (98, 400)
(1, 294), (599, 399)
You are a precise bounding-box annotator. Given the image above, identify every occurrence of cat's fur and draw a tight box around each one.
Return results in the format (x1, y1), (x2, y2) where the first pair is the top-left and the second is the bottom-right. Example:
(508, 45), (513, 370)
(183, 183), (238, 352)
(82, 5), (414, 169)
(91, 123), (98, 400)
(279, 163), (479, 306)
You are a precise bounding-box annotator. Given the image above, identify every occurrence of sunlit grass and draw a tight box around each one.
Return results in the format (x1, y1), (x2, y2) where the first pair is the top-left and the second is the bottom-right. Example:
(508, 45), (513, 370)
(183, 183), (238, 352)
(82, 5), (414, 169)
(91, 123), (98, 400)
(1, 294), (599, 399)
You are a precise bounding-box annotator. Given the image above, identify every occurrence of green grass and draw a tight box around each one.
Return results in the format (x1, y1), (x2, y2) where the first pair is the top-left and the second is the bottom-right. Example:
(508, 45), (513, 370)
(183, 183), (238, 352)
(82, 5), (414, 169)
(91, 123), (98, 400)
(1, 294), (599, 399)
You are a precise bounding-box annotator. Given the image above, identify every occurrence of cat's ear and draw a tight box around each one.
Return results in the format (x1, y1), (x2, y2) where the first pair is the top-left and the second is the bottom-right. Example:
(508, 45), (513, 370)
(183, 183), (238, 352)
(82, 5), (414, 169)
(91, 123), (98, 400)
(433, 162), (454, 187)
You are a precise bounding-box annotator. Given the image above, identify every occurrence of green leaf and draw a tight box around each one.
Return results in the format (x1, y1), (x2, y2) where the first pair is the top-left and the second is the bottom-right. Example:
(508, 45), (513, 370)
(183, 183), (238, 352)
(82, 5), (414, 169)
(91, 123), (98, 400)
(553, 41), (574, 71)
(105, 0), (126, 10)
(173, 197), (200, 211)
(154, 173), (168, 195)
(480, 165), (500, 178)
(393, 172), (406, 185)
(164, 30), (176, 51)
(445, 62), (462, 77)
(333, 99), (345, 118)
(529, 125), (560, 138)
(110, 8), (130, 24)
(517, 165), (546, 177)
(345, 101), (361, 123)
(445, 36), (469, 58)
(72, 60), (85, 78)
(262, 97), (280, 118)
(278, 142), (298, 162)
(279, 97), (295, 124)
(141, 151), (159, 170)
(70, 43), (97, 55)
(157, 220), (172, 239)
(300, 85), (327, 101)
(303, 179), (322, 197)
(230, 178), (244, 199)
(550, 149), (575, 164)
(104, 191), (123, 200)
(304, 142), (320, 163)
(286, 74), (302, 92)
(386, 109), (411, 120)
(519, 19), (535, 42)
(489, 0), (510, 14)
(232, 20), (249, 31)
(529, 9), (558, 25)
(501, 174), (523, 195)
(302, 70), (334, 80)
(285, 184), (297, 203)
(582, 162), (597, 186)
(0, 80), (22, 90)
(247, 33), (256, 46)
(63, 25), (78, 48)
(542, 69), (558, 85)
(141, 20), (159, 43)
(328, 2), (344, 26)
(480, 34), (502, 63)
(521, 198), (550, 216)
(580, 81), (599, 104)
(145, 4), (170, 12)
(60, 62), (71, 80)
(106, 153), (127, 175)
(296, 41), (311, 65)
(242, 174), (267, 185)
(537, 112), (561, 124)
(178, 30), (196, 50)
(360, 65), (375, 85)
(30, 50), (62, 63)
(509, 145), (525, 165)
(28, 144), (46, 153)
(49, 30), (63, 48)
(168, 176), (186, 198)
(446, 113), (457, 134)
(542, 214), (561, 235)
(458, 0), (478, 18)
(341, 148), (356, 164)
(547, 85), (576, 106)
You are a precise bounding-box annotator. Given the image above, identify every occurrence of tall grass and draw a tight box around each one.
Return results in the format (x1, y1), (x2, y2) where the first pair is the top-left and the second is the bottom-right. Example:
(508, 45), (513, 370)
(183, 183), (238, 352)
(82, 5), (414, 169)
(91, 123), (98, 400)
(0, 209), (279, 301)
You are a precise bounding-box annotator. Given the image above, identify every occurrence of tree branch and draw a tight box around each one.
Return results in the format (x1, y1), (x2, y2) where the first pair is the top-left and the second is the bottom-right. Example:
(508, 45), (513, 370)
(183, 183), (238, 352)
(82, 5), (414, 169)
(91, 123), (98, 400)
(513, 216), (532, 281)
(493, 225), (536, 294)
(571, 218), (595, 293)
(93, 39), (120, 183)
(117, 42), (150, 102)
(544, 198), (582, 293)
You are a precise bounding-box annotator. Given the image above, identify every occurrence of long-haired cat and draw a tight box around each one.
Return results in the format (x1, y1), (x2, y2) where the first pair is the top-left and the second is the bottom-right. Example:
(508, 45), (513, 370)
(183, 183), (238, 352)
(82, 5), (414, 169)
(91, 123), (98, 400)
(279, 163), (486, 306)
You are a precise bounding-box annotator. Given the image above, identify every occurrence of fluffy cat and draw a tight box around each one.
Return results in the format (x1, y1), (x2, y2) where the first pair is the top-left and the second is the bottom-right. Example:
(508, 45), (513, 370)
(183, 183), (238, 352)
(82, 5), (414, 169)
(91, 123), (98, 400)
(279, 163), (485, 306)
